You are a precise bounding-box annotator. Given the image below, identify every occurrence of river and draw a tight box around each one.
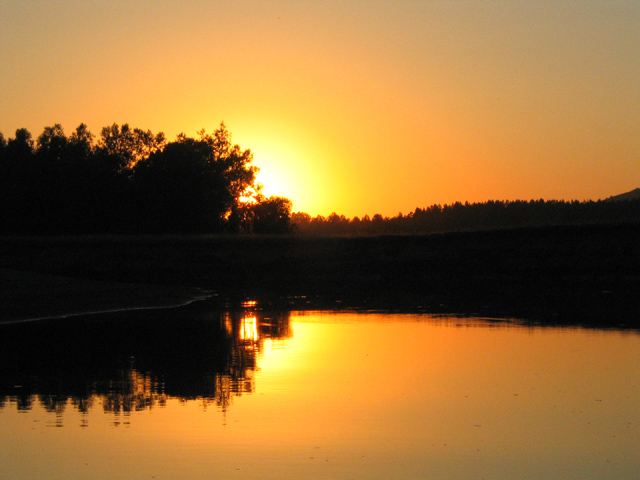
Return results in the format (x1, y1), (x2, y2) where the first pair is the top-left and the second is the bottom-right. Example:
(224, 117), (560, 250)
(1, 301), (638, 479)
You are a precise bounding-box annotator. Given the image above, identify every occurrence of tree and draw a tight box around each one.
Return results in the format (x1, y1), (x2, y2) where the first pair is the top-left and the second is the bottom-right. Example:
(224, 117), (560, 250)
(291, 211), (311, 231)
(68, 123), (95, 162)
(134, 137), (224, 232)
(1, 129), (36, 232)
(251, 195), (293, 234)
(0, 131), (6, 172)
(97, 123), (166, 172)
(0, 121), (293, 234)
(197, 122), (258, 220)
(36, 124), (68, 162)
(132, 125), (260, 233)
(6, 128), (34, 163)
(31, 125), (71, 232)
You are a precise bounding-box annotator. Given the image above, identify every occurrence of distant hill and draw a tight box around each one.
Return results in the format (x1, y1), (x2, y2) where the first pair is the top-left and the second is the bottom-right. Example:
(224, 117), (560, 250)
(604, 188), (640, 202)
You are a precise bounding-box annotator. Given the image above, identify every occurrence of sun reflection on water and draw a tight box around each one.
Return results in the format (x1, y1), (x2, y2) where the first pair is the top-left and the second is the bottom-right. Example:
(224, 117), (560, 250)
(0, 303), (293, 425)
(240, 316), (259, 343)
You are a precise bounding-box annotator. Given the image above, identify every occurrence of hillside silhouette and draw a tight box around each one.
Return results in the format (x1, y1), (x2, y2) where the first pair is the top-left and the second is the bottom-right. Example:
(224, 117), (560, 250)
(604, 187), (640, 202)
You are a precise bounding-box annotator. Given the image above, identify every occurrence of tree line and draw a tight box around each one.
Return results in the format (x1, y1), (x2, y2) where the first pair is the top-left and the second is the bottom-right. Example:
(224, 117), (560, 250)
(1, 123), (638, 236)
(292, 197), (640, 235)
(0, 123), (293, 234)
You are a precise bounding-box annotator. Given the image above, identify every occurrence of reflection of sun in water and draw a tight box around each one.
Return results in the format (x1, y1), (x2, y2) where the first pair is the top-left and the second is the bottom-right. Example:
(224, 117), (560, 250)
(240, 316), (259, 343)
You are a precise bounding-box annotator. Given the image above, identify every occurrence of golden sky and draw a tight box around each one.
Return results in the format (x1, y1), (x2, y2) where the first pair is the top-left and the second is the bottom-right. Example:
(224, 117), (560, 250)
(1, 1), (638, 217)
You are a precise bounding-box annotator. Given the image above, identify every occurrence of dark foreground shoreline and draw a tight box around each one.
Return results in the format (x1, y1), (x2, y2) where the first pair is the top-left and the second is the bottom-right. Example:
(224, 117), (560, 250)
(1, 223), (639, 328)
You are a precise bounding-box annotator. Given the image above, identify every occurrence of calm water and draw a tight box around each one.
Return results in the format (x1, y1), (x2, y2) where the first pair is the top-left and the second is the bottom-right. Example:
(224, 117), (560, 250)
(1, 302), (639, 480)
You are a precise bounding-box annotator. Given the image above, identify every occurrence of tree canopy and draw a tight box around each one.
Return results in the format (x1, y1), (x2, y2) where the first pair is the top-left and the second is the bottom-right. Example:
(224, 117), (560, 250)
(0, 122), (292, 234)
(291, 198), (640, 235)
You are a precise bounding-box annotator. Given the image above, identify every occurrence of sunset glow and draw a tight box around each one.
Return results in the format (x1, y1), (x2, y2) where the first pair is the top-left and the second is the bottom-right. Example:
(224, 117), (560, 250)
(1, 1), (638, 217)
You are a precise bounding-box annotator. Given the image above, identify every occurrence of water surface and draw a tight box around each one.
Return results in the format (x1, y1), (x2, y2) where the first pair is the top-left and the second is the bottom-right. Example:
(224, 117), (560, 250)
(1, 305), (638, 479)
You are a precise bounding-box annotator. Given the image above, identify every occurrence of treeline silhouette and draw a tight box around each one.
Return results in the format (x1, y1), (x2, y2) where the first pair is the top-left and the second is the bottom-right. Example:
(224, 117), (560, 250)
(292, 198), (640, 235)
(0, 123), (292, 234)
(2, 123), (639, 236)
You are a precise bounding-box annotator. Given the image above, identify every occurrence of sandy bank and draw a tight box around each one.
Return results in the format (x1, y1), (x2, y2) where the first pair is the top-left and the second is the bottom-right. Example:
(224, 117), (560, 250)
(0, 268), (212, 324)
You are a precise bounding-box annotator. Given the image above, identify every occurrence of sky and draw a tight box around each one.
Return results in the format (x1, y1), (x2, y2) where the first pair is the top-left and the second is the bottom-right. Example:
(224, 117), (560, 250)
(1, 0), (638, 218)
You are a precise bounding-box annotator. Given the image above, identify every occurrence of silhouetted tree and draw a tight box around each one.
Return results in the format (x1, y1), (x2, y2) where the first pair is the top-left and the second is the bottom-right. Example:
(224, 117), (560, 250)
(291, 211), (311, 232)
(0, 132), (6, 156)
(133, 137), (227, 232)
(68, 123), (94, 162)
(36, 124), (68, 162)
(196, 122), (258, 224)
(0, 132), (8, 232)
(61, 124), (98, 232)
(291, 198), (640, 236)
(96, 123), (166, 173)
(132, 123), (259, 233)
(5, 128), (34, 162)
(251, 195), (293, 233)
(1, 129), (36, 232)
(31, 125), (71, 232)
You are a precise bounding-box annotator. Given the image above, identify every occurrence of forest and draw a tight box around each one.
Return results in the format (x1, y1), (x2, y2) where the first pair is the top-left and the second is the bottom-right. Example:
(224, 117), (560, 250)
(292, 196), (640, 235)
(0, 123), (292, 234)
(1, 123), (639, 236)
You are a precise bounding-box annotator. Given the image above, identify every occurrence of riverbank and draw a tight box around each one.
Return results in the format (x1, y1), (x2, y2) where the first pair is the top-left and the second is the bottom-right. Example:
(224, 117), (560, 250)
(0, 268), (211, 323)
(1, 223), (638, 327)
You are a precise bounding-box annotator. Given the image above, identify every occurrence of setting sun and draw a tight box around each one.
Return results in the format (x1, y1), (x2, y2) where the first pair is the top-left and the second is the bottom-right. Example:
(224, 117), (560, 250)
(1, 1), (638, 218)
(234, 123), (354, 216)
(244, 142), (299, 200)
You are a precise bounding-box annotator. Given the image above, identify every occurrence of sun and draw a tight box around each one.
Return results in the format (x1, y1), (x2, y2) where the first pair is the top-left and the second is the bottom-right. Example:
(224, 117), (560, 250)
(254, 162), (291, 199)
(234, 122), (346, 216)
(241, 137), (308, 209)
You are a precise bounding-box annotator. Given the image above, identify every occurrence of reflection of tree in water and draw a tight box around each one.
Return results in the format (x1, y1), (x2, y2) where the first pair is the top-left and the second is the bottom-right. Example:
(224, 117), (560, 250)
(0, 303), (291, 425)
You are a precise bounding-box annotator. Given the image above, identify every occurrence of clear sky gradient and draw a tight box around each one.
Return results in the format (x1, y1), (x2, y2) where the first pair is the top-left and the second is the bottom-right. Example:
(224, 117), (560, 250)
(1, 1), (638, 217)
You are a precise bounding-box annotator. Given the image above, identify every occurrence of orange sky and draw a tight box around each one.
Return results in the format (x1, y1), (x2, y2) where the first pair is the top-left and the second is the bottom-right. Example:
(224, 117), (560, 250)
(1, 1), (638, 218)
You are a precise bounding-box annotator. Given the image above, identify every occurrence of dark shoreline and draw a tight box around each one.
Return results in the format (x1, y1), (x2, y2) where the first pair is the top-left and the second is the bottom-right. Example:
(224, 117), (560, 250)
(1, 223), (639, 329)
(0, 268), (212, 324)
